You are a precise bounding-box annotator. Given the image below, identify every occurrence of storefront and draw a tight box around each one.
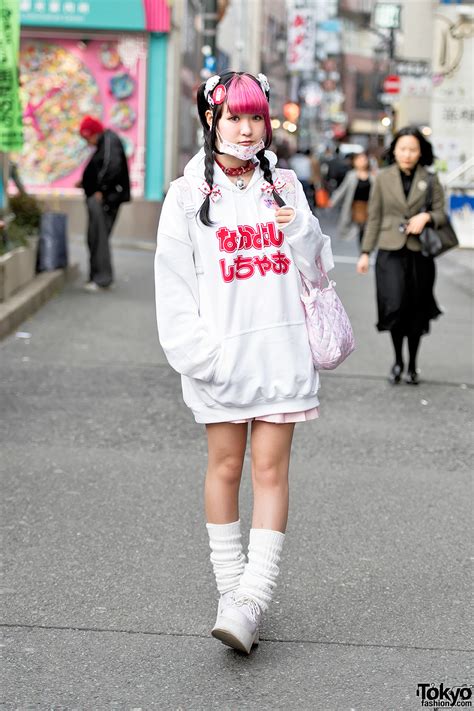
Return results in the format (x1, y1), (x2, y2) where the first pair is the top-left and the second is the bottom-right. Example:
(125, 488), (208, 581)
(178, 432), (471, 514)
(18, 0), (170, 202)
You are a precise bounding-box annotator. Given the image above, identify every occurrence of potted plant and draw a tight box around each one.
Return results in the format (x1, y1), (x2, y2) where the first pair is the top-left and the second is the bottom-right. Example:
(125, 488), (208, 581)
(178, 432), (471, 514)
(0, 193), (42, 302)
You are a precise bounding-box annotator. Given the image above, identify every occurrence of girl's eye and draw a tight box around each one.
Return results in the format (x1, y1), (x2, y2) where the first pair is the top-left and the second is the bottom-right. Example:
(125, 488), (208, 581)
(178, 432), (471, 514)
(228, 116), (239, 122)
(253, 115), (263, 121)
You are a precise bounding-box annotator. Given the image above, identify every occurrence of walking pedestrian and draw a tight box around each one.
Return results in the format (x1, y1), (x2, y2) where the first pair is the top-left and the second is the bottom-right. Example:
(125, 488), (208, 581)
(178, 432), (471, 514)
(357, 126), (446, 384)
(326, 146), (350, 193)
(77, 116), (130, 292)
(329, 151), (374, 245)
(289, 148), (319, 207)
(154, 71), (333, 654)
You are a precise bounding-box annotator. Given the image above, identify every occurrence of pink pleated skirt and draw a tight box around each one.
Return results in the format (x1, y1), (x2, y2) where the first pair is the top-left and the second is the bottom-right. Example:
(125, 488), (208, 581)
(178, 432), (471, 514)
(230, 407), (319, 424)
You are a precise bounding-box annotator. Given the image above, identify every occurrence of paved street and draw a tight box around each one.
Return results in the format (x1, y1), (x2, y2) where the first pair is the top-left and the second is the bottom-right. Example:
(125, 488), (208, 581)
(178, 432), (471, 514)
(1, 220), (472, 710)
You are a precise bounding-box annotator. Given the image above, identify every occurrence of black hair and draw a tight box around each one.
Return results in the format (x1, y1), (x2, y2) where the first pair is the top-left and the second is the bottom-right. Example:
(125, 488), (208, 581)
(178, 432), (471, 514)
(196, 71), (283, 226)
(386, 126), (434, 166)
(351, 150), (369, 166)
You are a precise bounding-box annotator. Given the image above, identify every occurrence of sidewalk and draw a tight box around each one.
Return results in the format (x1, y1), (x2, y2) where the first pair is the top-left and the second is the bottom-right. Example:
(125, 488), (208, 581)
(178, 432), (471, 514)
(1, 236), (472, 709)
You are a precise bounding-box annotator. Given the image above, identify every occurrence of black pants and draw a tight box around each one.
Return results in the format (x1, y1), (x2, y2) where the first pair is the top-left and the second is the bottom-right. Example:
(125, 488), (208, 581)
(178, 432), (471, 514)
(86, 196), (118, 287)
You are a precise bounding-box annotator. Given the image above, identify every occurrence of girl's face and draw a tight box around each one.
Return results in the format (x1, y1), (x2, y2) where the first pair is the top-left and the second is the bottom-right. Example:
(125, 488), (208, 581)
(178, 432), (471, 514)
(394, 135), (421, 171)
(353, 153), (369, 171)
(211, 104), (266, 147)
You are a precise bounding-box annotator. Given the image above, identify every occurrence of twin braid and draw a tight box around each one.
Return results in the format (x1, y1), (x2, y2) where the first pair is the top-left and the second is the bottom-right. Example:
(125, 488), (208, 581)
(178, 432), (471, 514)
(198, 129), (216, 226)
(257, 150), (285, 207)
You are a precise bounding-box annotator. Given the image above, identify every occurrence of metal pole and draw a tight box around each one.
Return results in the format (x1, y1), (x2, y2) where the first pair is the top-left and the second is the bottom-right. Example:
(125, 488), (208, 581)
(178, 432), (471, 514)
(202, 0), (218, 58)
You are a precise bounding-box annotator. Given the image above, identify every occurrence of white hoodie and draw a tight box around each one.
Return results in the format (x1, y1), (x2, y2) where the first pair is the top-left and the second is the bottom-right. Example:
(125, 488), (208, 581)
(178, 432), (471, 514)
(154, 148), (334, 423)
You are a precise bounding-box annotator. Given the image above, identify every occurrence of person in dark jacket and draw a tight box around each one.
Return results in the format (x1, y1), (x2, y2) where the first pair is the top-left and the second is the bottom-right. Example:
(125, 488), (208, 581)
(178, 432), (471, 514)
(326, 146), (350, 193)
(77, 116), (130, 291)
(357, 127), (446, 385)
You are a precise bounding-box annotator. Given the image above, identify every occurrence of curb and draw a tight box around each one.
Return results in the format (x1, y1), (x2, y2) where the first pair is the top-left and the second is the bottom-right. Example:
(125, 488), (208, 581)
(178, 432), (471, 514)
(0, 263), (80, 340)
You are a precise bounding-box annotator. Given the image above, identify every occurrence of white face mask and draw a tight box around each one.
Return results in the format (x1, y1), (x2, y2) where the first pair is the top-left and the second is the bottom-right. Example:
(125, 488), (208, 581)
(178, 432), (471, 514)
(216, 129), (265, 161)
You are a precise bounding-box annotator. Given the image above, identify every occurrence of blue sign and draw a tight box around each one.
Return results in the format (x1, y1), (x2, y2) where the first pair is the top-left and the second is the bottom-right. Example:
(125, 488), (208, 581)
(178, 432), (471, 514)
(20, 0), (146, 31)
(204, 55), (217, 73)
(449, 194), (474, 212)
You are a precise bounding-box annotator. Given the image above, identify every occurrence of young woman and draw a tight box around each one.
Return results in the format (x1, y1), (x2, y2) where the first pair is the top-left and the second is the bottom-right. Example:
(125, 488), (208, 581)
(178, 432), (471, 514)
(329, 151), (374, 245)
(154, 71), (333, 654)
(357, 127), (446, 384)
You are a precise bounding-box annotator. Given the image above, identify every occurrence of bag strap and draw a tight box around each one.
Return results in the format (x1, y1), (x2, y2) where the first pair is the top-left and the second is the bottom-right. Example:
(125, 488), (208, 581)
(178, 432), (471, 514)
(424, 173), (434, 212)
(278, 169), (331, 291)
(175, 176), (196, 219)
(300, 257), (330, 294)
(275, 168), (297, 208)
(174, 176), (203, 270)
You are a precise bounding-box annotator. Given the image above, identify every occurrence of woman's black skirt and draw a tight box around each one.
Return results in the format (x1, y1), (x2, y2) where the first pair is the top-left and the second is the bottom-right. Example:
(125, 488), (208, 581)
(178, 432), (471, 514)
(375, 247), (442, 334)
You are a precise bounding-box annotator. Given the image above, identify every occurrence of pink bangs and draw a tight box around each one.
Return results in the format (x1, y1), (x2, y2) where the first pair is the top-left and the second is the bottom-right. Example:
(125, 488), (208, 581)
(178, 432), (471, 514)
(226, 74), (272, 144)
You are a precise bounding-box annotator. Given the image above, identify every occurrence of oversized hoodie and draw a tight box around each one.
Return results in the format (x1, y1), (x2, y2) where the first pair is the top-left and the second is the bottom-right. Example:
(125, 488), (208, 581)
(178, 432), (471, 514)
(154, 149), (334, 424)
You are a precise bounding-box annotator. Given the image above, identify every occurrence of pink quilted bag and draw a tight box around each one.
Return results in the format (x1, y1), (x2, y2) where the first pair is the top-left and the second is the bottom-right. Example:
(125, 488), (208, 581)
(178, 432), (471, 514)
(300, 258), (355, 370)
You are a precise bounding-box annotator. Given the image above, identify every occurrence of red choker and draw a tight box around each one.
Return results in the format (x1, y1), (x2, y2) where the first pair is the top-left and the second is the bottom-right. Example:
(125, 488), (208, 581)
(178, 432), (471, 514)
(215, 158), (256, 177)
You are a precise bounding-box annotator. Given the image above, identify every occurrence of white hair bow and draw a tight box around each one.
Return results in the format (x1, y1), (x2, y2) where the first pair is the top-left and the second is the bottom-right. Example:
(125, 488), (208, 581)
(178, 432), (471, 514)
(204, 75), (220, 105)
(257, 73), (270, 96)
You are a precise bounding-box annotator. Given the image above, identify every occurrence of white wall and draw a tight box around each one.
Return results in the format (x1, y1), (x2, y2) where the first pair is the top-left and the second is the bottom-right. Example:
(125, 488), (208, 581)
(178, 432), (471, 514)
(430, 2), (474, 172)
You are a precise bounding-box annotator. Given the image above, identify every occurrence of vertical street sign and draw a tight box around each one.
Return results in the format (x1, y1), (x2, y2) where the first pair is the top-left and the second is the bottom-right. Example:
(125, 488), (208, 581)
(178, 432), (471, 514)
(0, 0), (24, 151)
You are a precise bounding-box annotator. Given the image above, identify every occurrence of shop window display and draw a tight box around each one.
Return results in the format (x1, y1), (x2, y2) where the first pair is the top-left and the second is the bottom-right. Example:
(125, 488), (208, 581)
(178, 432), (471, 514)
(14, 35), (147, 196)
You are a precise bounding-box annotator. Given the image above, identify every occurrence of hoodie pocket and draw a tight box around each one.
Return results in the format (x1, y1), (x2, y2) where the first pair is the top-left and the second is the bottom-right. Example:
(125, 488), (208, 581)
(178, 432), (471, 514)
(210, 323), (316, 408)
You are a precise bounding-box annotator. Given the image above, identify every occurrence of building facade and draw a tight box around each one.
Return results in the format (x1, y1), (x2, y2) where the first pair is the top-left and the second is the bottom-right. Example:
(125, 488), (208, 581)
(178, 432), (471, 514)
(18, 0), (170, 204)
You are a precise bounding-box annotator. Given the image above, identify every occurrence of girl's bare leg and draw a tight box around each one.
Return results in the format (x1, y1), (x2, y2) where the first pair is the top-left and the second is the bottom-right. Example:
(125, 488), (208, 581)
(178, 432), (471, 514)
(250, 421), (295, 533)
(205, 422), (248, 524)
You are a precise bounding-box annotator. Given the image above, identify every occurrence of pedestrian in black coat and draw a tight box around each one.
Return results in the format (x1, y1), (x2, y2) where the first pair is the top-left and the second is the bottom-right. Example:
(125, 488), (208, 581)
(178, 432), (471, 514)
(77, 116), (130, 291)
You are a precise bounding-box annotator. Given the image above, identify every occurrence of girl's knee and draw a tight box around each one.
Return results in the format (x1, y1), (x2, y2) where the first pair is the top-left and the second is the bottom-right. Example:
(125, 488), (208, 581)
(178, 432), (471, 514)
(252, 460), (288, 489)
(209, 455), (243, 486)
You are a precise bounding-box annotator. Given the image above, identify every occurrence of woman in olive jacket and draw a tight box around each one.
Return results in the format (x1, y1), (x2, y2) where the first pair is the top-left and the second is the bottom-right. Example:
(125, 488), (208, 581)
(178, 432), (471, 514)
(357, 127), (446, 384)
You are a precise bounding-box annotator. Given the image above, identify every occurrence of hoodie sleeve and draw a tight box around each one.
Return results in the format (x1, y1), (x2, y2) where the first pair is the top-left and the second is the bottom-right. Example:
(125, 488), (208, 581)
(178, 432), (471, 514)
(154, 182), (221, 382)
(279, 172), (334, 282)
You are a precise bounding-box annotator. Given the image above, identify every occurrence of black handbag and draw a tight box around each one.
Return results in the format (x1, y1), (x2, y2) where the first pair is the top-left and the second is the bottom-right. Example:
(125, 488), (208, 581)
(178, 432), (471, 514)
(419, 174), (459, 257)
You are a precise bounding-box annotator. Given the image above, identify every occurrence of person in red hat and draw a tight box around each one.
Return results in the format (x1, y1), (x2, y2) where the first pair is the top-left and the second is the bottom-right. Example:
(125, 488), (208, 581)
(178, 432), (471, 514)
(76, 116), (130, 292)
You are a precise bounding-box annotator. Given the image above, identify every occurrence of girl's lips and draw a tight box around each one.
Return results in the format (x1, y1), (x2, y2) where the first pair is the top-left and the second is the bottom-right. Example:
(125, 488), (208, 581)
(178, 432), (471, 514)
(239, 141), (253, 145)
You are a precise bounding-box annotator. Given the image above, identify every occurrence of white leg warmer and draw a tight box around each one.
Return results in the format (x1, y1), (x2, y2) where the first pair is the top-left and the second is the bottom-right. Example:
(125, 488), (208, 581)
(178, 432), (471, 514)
(236, 528), (285, 613)
(206, 520), (246, 595)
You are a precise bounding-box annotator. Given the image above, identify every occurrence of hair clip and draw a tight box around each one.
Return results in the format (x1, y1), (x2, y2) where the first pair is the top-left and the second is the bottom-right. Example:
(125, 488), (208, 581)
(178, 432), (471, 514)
(257, 73), (270, 98)
(204, 75), (221, 106)
(212, 84), (226, 105)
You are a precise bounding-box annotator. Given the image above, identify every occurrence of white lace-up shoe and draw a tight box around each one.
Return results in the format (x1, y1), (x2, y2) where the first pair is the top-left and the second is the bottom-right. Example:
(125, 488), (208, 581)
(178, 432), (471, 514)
(213, 590), (235, 625)
(211, 595), (261, 654)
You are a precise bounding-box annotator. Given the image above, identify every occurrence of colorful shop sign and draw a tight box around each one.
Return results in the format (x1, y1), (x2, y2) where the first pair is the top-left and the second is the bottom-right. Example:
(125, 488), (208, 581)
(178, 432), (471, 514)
(13, 34), (147, 196)
(0, 0), (24, 151)
(20, 0), (170, 32)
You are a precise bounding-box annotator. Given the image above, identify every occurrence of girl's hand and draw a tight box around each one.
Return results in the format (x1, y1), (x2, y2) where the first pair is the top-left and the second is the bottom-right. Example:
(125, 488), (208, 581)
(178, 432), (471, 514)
(357, 253), (370, 274)
(405, 212), (430, 235)
(275, 207), (295, 225)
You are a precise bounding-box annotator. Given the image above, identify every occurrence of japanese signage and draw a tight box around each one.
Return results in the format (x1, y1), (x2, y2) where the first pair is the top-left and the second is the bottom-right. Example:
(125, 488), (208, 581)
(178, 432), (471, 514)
(395, 59), (431, 78)
(431, 5), (474, 171)
(287, 9), (316, 71)
(373, 3), (401, 30)
(20, 0), (170, 32)
(0, 0), (24, 151)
